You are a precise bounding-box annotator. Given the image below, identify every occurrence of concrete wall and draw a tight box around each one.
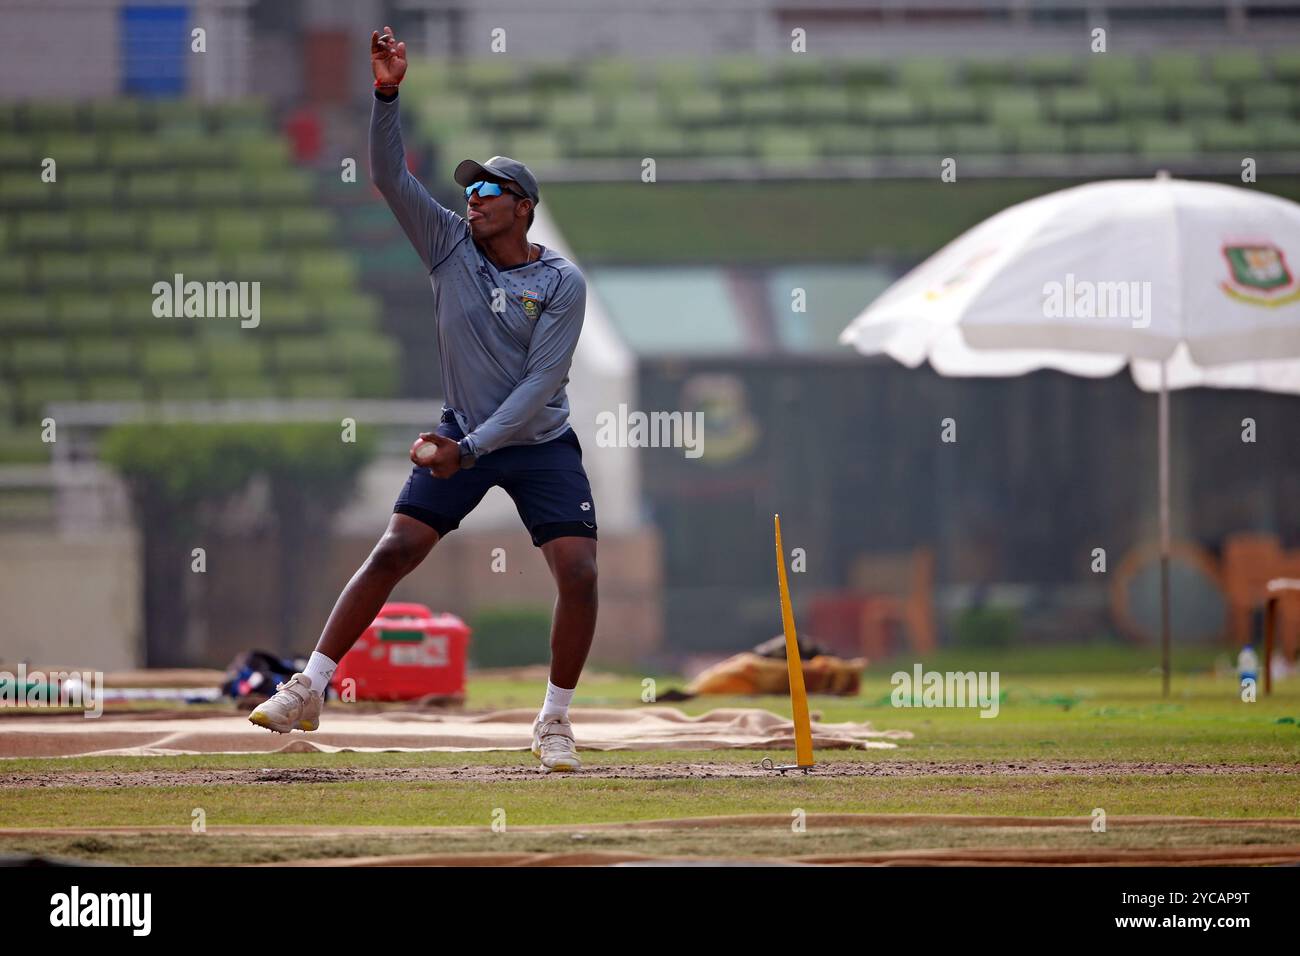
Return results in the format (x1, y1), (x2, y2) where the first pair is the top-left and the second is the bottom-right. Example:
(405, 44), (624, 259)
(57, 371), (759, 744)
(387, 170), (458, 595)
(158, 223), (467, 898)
(0, 531), (142, 671)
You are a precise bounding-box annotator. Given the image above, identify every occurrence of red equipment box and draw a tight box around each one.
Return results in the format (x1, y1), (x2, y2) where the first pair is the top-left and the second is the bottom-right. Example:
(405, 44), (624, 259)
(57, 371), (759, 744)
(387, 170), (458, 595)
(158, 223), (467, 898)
(331, 602), (471, 702)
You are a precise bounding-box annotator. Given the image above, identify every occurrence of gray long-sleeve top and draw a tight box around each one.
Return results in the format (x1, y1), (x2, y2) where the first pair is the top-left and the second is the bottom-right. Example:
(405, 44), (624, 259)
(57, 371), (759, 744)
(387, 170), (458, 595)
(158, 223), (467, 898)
(369, 91), (587, 459)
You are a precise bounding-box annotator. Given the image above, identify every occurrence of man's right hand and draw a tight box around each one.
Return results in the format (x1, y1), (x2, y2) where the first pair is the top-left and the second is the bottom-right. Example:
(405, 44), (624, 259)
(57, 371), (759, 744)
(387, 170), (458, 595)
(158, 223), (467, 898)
(371, 25), (407, 89)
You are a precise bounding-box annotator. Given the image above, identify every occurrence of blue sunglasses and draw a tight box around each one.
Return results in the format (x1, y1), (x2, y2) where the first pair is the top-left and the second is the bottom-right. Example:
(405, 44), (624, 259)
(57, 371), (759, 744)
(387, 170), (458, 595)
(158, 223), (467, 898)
(465, 180), (525, 200)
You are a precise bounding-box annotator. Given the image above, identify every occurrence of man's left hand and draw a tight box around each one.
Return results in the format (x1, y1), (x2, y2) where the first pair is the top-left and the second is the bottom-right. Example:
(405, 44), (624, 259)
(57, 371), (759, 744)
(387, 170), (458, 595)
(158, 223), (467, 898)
(421, 433), (462, 478)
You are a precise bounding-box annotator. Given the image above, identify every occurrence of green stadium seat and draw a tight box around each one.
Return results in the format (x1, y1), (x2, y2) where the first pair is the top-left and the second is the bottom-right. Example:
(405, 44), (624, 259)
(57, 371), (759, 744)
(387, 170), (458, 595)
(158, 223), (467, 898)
(897, 57), (953, 90)
(106, 137), (165, 166)
(695, 127), (752, 157)
(666, 89), (727, 126)
(1260, 121), (1300, 150)
(214, 375), (277, 400)
(1173, 85), (1230, 119)
(963, 58), (1016, 86)
(85, 377), (148, 402)
(948, 125), (1009, 155)
(1048, 88), (1109, 123)
(756, 130), (817, 164)
(211, 100), (270, 132)
(127, 171), (183, 204)
(94, 252), (156, 286)
(1272, 50), (1300, 81)
(862, 91), (921, 124)
(57, 294), (119, 332)
(36, 253), (93, 286)
(1150, 53), (1203, 88)
(1237, 84), (1294, 119)
(166, 252), (223, 279)
(795, 88), (852, 122)
(546, 92), (601, 128)
(0, 139), (41, 168)
(610, 93), (663, 128)
(840, 59), (892, 86)
(484, 93), (538, 126)
(0, 295), (51, 331)
(0, 424), (53, 462)
(1211, 51), (1264, 85)
(19, 378), (81, 413)
(736, 90), (789, 123)
(140, 341), (201, 378)
(154, 379), (215, 401)
(0, 257), (30, 288)
(166, 133), (227, 166)
(187, 172), (244, 204)
(9, 339), (69, 374)
(40, 136), (99, 168)
(88, 100), (147, 130)
(64, 172), (117, 205)
(1198, 121), (1258, 153)
(986, 90), (1042, 128)
(274, 209), (334, 245)
(927, 89), (983, 122)
(296, 253), (358, 290)
(204, 338), (264, 376)
(567, 128), (619, 158)
(505, 130), (562, 163)
(24, 103), (83, 131)
(236, 140), (290, 169)
(73, 338), (136, 375)
(0, 173), (47, 206)
(465, 59), (523, 92)
(228, 251), (293, 283)
(284, 375), (344, 399)
(1138, 125), (1200, 159)
(341, 338), (400, 397)
(1085, 54), (1140, 90)
(17, 212), (74, 247)
(1013, 124), (1069, 154)
(146, 214), (204, 250)
(713, 56), (770, 89)
(316, 292), (380, 328)
(886, 126), (943, 156)
(211, 212), (269, 250)
(1112, 88), (1169, 119)
(816, 126), (879, 157)
(1023, 55), (1079, 85)
(251, 170), (313, 203)
(1073, 124), (1135, 153)
(274, 338), (334, 372)
(259, 292), (313, 331)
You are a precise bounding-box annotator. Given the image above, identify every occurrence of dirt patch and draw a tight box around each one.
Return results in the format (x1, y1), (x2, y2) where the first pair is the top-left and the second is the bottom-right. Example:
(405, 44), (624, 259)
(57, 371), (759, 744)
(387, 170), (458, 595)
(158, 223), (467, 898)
(2, 760), (1298, 789)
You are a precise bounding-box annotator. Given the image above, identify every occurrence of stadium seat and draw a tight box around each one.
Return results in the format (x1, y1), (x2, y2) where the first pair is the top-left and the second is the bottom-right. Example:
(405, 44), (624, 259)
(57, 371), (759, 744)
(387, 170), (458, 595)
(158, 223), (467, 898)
(73, 338), (136, 375)
(274, 209), (335, 245)
(1138, 125), (1200, 159)
(210, 211), (270, 250)
(1023, 54), (1079, 85)
(862, 91), (921, 124)
(1048, 88), (1109, 124)
(56, 294), (118, 332)
(1211, 51), (1264, 85)
(140, 341), (202, 378)
(986, 90), (1042, 128)
(927, 89), (983, 123)
(1150, 52), (1203, 88)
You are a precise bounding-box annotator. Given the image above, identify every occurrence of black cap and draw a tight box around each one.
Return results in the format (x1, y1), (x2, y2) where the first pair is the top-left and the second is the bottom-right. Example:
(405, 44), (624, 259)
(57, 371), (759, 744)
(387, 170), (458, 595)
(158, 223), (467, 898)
(454, 156), (540, 207)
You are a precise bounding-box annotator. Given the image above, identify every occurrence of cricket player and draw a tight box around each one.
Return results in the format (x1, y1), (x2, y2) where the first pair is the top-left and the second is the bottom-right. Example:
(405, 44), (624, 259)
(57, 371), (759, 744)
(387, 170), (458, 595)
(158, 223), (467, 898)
(250, 26), (597, 772)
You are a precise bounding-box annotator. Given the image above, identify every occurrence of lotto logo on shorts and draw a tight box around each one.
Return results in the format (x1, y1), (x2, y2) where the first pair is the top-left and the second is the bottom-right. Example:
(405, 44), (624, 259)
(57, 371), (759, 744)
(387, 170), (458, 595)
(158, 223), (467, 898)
(580, 501), (591, 511)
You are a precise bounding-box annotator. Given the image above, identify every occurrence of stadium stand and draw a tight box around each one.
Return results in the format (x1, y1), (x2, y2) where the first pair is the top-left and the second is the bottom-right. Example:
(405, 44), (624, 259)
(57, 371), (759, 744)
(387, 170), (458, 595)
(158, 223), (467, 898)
(0, 98), (400, 462)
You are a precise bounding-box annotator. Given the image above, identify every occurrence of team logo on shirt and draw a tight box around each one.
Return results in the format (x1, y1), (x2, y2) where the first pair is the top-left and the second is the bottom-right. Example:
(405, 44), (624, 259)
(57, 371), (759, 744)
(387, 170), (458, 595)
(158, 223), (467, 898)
(519, 290), (542, 320)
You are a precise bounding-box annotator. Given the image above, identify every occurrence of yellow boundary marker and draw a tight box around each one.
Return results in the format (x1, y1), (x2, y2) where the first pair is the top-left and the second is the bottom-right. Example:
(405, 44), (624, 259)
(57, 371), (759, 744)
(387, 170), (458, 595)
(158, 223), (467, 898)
(766, 513), (815, 772)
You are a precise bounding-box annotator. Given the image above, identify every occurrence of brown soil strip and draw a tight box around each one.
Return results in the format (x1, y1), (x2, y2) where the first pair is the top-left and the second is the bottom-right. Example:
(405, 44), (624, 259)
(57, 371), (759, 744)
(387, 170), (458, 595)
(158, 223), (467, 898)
(2, 760), (1298, 789)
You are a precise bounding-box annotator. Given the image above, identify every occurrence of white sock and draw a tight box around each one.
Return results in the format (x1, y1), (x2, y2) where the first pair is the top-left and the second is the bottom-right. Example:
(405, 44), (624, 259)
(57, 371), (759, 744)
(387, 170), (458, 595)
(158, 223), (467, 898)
(302, 652), (337, 697)
(539, 680), (576, 718)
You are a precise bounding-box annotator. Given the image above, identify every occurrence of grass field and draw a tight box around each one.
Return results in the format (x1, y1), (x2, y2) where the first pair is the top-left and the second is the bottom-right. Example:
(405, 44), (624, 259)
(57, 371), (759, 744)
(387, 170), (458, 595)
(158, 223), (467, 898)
(2, 646), (1298, 865)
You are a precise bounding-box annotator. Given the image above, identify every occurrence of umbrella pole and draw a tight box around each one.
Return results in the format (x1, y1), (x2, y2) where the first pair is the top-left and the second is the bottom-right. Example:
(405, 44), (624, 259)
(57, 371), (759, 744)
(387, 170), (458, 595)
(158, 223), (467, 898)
(1159, 360), (1171, 698)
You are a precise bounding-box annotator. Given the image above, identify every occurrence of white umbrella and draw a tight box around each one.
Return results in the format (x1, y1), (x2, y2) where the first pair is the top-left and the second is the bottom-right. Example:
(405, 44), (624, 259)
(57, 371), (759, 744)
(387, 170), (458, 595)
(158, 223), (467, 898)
(840, 175), (1300, 694)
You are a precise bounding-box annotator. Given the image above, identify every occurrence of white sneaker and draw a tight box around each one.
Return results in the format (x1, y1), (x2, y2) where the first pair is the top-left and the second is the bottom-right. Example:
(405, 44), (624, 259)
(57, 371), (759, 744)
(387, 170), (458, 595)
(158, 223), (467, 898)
(248, 673), (322, 734)
(531, 713), (581, 772)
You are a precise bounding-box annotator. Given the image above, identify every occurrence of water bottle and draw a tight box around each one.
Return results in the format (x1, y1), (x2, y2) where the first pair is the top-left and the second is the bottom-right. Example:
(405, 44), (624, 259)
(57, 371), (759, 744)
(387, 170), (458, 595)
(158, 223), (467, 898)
(1237, 645), (1259, 686)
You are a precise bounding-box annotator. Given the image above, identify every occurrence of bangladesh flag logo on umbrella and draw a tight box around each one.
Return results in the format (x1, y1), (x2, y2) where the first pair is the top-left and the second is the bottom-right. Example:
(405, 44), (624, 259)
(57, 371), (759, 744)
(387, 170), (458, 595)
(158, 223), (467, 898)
(1221, 243), (1300, 306)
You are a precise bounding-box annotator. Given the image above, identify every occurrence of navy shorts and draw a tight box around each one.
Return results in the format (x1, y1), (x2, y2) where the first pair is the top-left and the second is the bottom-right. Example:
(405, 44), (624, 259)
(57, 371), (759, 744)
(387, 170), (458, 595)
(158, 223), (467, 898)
(394, 410), (598, 547)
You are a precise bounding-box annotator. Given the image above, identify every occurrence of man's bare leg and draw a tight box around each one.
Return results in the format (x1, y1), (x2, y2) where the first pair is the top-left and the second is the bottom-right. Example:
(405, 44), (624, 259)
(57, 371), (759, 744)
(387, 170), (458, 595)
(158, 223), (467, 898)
(539, 536), (599, 689)
(316, 513), (441, 662)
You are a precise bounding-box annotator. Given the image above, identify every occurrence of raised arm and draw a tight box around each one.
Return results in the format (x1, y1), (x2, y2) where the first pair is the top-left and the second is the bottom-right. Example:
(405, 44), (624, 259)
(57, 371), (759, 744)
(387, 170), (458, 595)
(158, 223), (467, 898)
(368, 26), (466, 272)
(463, 273), (588, 458)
